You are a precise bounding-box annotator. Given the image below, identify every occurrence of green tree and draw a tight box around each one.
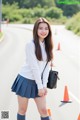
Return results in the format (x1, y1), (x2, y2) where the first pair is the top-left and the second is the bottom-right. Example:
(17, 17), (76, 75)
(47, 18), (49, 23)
(2, 0), (55, 8)
(45, 7), (63, 18)
(2, 3), (22, 22)
(62, 5), (80, 16)
(55, 0), (80, 17)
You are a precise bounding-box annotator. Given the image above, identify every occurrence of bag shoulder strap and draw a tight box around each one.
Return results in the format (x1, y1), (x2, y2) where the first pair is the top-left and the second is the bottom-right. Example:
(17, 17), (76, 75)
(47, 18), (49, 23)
(41, 60), (53, 80)
(41, 61), (48, 80)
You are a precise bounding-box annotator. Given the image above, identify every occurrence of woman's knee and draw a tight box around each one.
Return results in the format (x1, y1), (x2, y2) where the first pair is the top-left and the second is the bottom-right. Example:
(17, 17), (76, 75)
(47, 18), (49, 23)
(40, 108), (48, 116)
(18, 106), (27, 115)
(17, 96), (28, 115)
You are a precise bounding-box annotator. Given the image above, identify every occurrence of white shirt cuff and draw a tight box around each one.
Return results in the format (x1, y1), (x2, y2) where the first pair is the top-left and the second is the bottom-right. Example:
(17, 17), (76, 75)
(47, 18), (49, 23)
(37, 84), (43, 89)
(43, 83), (47, 88)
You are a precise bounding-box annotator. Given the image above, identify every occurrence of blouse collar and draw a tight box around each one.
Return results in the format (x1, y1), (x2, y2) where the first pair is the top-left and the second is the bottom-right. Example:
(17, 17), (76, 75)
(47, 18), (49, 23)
(39, 40), (45, 46)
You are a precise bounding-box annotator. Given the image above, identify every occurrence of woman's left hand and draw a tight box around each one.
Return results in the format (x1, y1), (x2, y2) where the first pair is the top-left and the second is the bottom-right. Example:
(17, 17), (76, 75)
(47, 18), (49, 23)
(43, 87), (47, 95)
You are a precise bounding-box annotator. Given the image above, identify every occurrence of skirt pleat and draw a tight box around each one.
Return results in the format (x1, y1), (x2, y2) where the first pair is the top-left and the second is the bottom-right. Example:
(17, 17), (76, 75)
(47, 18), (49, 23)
(11, 74), (39, 98)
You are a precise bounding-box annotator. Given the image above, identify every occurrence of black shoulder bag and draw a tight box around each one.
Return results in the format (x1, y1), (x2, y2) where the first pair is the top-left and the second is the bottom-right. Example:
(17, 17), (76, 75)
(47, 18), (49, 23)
(41, 61), (60, 89)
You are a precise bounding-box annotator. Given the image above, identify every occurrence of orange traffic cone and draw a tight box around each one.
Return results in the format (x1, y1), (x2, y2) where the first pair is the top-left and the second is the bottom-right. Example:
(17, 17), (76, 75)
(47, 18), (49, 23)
(57, 42), (61, 50)
(47, 109), (52, 120)
(47, 109), (51, 116)
(61, 86), (72, 103)
(77, 114), (80, 120)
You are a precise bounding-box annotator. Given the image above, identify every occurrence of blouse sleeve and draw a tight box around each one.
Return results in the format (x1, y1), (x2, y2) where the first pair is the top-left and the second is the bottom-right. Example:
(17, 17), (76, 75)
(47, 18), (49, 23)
(43, 62), (50, 88)
(25, 42), (43, 89)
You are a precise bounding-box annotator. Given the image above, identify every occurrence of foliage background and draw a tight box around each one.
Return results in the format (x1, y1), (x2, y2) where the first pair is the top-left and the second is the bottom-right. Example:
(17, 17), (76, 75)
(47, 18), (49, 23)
(2, 0), (80, 35)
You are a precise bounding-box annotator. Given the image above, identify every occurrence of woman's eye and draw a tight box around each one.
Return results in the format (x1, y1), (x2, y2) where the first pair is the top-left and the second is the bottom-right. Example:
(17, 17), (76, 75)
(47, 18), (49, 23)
(39, 27), (49, 30)
(45, 28), (49, 30)
(39, 27), (43, 30)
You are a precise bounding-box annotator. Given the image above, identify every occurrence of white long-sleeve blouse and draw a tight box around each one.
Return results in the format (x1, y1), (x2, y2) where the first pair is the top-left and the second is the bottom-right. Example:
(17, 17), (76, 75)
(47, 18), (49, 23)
(19, 40), (50, 89)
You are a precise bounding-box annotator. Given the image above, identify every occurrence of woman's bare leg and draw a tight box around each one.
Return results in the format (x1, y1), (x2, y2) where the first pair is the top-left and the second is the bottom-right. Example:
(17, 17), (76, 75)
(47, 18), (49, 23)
(17, 95), (29, 120)
(17, 95), (29, 115)
(34, 96), (48, 117)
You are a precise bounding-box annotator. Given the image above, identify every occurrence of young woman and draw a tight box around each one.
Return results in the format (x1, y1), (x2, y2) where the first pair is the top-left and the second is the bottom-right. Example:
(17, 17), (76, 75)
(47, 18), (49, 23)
(11, 17), (54, 120)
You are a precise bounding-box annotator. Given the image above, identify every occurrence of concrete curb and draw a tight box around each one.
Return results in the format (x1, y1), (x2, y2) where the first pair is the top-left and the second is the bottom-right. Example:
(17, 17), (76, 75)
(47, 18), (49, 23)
(0, 34), (4, 42)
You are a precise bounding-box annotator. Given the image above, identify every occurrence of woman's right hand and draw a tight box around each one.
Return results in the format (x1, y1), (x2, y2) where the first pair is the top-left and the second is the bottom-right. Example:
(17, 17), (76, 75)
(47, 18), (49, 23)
(38, 88), (45, 97)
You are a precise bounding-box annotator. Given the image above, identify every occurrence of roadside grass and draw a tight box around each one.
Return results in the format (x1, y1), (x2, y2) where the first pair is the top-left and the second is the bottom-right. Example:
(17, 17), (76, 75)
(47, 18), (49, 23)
(0, 32), (3, 42)
(66, 12), (80, 36)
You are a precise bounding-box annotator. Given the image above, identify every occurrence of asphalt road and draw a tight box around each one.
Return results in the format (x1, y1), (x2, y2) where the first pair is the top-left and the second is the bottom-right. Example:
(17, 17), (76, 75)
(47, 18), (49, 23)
(0, 24), (80, 120)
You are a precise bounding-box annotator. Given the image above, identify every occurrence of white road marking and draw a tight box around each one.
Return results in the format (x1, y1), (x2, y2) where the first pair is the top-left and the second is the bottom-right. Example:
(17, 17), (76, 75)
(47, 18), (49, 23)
(69, 91), (80, 104)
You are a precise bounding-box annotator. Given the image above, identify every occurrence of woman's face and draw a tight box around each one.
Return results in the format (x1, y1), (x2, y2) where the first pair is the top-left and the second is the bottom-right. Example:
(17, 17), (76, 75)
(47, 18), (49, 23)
(37, 22), (49, 41)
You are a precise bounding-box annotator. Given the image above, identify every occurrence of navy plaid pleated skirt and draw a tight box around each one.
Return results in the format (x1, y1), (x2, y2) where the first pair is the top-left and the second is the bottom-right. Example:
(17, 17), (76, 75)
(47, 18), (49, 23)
(11, 74), (39, 98)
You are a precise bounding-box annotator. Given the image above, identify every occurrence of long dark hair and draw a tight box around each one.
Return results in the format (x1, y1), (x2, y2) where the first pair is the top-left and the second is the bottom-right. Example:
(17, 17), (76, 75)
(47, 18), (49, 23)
(33, 17), (54, 62)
